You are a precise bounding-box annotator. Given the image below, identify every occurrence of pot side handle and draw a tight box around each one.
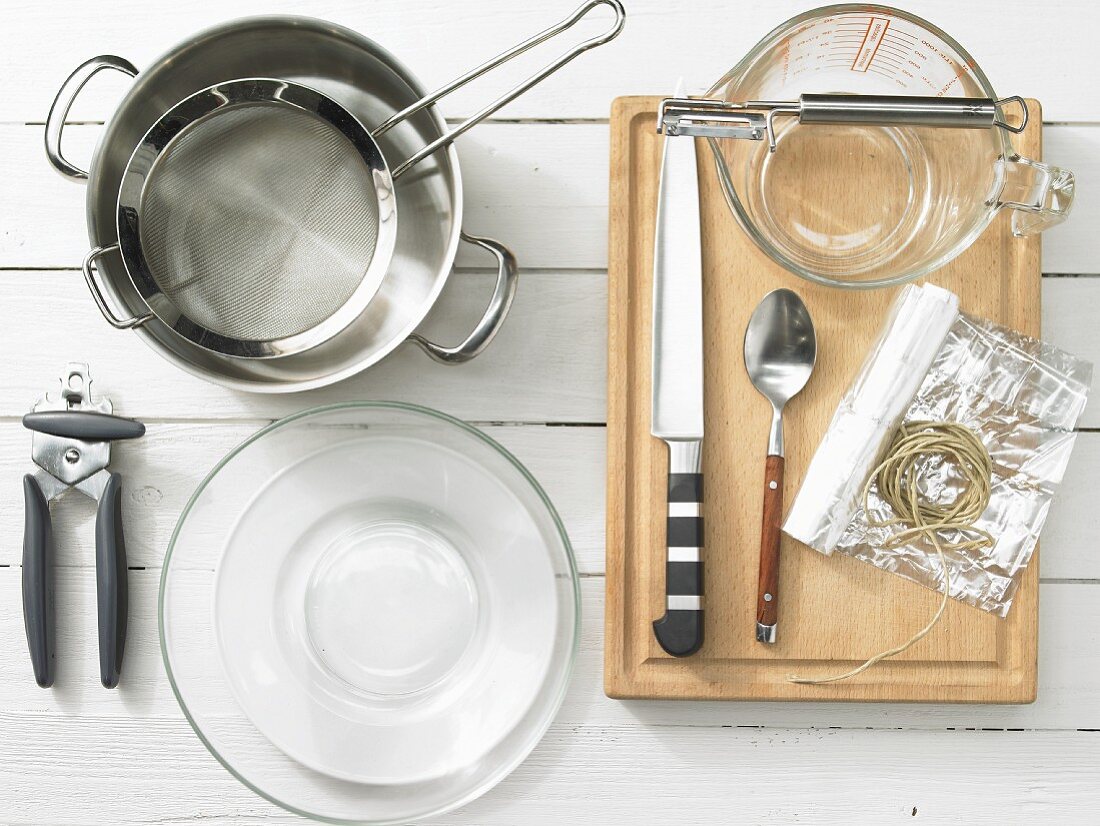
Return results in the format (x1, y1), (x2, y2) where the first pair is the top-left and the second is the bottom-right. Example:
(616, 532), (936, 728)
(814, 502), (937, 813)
(45, 55), (138, 180)
(82, 245), (154, 330)
(408, 232), (518, 364)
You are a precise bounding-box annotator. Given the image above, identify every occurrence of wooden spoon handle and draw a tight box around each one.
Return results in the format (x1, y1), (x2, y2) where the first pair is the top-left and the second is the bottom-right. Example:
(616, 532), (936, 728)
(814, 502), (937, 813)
(756, 454), (784, 643)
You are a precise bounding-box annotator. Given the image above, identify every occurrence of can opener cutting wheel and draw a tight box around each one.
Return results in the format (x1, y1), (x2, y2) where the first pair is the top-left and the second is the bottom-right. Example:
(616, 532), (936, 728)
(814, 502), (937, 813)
(22, 363), (145, 689)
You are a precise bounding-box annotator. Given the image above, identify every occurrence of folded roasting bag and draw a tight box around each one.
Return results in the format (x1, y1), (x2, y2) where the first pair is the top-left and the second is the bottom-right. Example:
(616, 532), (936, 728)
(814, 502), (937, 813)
(784, 283), (1092, 616)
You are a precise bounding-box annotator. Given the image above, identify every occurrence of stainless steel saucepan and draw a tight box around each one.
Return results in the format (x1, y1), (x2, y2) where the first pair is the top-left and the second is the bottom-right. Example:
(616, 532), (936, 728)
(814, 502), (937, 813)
(46, 5), (625, 391)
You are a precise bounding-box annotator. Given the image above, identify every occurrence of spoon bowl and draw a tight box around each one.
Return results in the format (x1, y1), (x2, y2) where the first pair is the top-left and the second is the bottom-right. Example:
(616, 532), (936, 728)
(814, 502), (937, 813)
(744, 289), (817, 420)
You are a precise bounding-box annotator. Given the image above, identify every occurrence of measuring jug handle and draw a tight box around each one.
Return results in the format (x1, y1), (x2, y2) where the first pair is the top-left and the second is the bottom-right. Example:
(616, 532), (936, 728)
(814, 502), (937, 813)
(45, 55), (138, 180)
(999, 155), (1075, 236)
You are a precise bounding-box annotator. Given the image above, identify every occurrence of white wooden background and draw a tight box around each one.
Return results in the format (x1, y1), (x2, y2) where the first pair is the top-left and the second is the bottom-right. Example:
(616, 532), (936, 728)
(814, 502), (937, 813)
(2, 1), (1099, 823)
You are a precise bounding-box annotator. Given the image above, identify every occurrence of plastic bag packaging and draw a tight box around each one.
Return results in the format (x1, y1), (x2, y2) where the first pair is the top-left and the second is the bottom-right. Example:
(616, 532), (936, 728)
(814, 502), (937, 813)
(784, 283), (1092, 617)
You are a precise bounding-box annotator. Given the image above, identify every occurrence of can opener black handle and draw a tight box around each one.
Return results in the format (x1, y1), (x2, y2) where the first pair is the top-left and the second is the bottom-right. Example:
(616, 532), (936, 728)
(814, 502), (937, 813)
(21, 364), (144, 689)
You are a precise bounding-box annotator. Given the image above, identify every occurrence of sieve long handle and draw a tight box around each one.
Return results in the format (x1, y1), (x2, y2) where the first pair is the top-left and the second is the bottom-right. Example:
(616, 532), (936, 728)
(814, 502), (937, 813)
(378, 0), (625, 179)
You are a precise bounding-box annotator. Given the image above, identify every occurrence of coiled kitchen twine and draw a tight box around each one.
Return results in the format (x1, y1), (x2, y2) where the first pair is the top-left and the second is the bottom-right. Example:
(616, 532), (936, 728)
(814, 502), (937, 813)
(790, 421), (994, 685)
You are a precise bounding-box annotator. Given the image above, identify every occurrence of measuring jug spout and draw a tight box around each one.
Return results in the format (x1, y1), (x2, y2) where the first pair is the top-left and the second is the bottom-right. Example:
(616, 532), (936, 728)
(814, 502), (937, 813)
(999, 155), (1075, 236)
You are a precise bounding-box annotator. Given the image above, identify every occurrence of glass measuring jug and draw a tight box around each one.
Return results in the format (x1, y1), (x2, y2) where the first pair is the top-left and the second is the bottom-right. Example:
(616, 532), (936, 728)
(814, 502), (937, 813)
(662, 4), (1074, 288)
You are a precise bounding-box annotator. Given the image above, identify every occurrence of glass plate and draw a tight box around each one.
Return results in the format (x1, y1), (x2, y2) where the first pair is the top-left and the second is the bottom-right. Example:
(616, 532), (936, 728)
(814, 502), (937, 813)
(160, 402), (579, 824)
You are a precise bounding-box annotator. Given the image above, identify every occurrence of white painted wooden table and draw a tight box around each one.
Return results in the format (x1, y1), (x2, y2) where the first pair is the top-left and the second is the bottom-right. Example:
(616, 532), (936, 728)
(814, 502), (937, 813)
(2, 1), (1099, 823)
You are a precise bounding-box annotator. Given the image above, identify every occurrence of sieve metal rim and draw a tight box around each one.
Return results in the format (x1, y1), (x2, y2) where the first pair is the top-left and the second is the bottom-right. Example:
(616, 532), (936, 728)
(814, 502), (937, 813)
(116, 78), (397, 359)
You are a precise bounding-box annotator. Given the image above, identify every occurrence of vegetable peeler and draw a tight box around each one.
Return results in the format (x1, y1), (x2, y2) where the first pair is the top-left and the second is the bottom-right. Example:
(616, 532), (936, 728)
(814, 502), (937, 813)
(22, 363), (145, 689)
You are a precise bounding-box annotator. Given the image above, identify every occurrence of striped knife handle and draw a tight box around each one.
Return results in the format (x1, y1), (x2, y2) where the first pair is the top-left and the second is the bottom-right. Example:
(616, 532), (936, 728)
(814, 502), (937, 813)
(653, 440), (703, 657)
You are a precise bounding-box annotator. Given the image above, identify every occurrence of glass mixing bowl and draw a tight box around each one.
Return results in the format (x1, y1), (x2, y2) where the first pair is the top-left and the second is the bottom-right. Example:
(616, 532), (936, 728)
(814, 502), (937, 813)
(159, 402), (579, 824)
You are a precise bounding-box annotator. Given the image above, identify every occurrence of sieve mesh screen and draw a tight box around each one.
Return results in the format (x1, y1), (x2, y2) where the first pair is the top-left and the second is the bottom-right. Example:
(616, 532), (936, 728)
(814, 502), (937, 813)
(138, 103), (381, 342)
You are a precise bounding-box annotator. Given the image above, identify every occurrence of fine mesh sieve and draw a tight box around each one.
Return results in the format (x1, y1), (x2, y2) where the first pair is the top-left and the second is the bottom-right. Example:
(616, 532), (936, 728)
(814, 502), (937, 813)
(139, 104), (382, 343)
(117, 79), (396, 358)
(110, 0), (625, 359)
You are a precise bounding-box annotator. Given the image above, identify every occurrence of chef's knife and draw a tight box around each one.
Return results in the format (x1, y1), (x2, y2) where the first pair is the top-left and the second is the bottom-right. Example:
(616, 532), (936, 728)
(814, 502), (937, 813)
(651, 89), (704, 658)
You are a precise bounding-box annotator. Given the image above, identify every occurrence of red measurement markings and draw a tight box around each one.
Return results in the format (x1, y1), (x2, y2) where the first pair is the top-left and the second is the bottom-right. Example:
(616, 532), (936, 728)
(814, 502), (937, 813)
(791, 29), (832, 49)
(936, 59), (976, 96)
(871, 52), (904, 69)
(875, 42), (909, 60)
(885, 28), (916, 43)
(851, 17), (891, 72)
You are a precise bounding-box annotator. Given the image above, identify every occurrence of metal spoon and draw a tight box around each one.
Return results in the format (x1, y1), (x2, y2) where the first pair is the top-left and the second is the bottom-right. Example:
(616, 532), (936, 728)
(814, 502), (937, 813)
(744, 289), (817, 644)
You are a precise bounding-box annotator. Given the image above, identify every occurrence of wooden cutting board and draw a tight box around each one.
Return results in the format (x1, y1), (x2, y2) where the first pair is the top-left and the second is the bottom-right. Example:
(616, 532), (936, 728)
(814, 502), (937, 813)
(604, 96), (1042, 703)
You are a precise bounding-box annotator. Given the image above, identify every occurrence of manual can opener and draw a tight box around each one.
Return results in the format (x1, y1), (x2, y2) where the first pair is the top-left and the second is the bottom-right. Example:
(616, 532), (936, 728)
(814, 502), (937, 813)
(22, 363), (145, 688)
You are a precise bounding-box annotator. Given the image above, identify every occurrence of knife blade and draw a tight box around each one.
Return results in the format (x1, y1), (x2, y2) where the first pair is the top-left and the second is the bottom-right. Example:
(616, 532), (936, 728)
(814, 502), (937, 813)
(650, 92), (704, 658)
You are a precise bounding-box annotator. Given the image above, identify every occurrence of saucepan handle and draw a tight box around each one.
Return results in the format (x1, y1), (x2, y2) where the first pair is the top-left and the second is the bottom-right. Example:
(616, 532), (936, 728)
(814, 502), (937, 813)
(45, 55), (138, 180)
(377, 0), (625, 179)
(408, 232), (518, 364)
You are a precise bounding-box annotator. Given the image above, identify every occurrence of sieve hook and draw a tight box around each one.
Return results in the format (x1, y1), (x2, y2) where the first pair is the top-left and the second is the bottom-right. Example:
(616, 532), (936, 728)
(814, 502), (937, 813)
(375, 0), (625, 179)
